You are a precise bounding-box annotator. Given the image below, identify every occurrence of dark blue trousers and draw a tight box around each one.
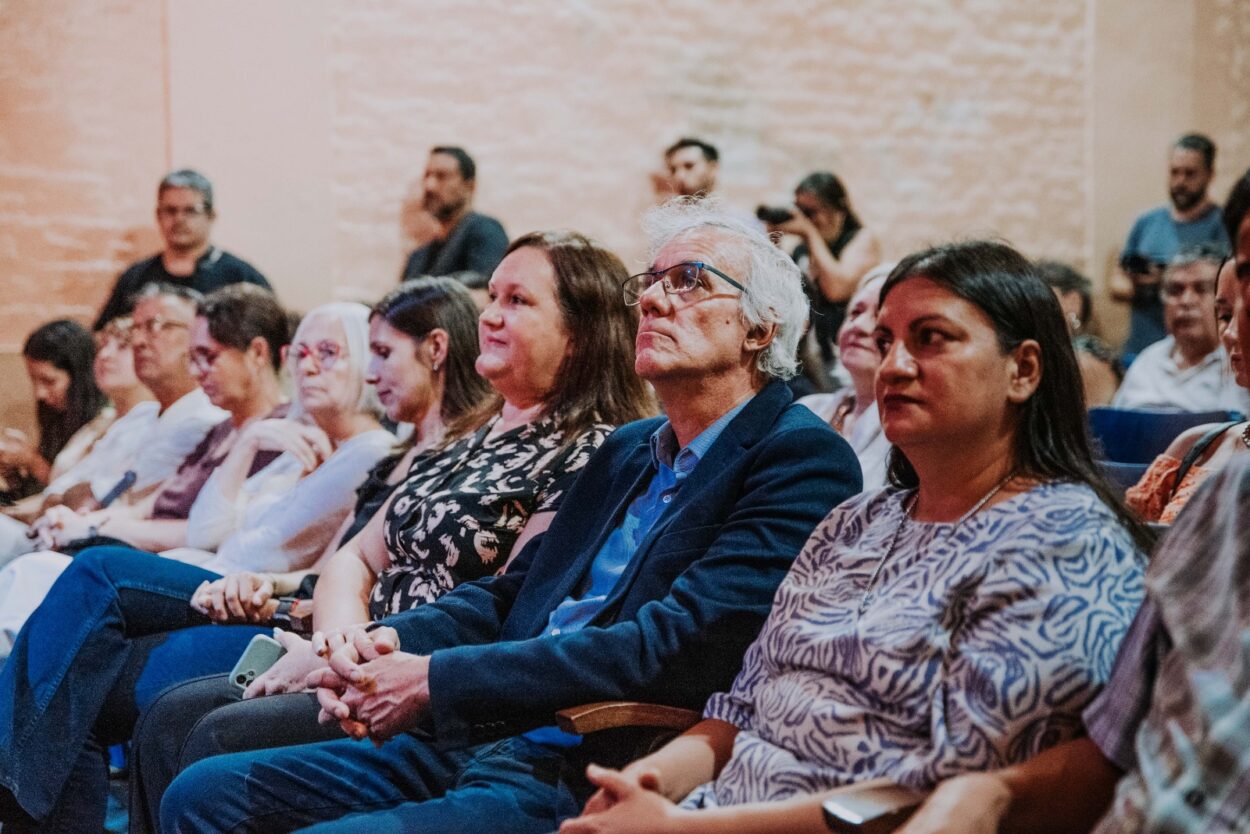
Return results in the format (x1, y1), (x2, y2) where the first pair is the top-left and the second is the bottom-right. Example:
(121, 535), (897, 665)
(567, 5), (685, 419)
(161, 734), (590, 834)
(0, 546), (263, 832)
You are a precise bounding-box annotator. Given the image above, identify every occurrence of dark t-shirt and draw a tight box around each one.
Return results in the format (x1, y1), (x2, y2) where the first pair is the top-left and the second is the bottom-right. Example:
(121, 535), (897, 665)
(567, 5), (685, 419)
(94, 247), (271, 330)
(1120, 204), (1229, 356)
(794, 224), (860, 364)
(400, 212), (508, 281)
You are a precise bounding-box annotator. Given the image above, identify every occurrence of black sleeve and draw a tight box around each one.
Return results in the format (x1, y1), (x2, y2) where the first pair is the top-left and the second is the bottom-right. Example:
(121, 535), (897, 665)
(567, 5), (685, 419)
(463, 216), (509, 277)
(94, 269), (142, 330)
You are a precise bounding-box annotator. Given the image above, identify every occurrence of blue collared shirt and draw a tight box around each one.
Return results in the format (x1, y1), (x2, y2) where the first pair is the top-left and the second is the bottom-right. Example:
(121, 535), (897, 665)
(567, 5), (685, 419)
(524, 398), (751, 746)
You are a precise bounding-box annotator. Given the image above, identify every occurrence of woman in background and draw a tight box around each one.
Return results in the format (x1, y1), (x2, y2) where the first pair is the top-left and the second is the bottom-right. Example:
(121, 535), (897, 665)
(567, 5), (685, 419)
(765, 171), (882, 374)
(0, 320), (108, 501)
(797, 264), (892, 488)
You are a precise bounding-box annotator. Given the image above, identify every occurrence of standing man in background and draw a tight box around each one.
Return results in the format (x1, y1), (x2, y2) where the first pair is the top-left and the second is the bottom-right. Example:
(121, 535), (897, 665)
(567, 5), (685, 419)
(94, 170), (270, 330)
(400, 146), (508, 281)
(1110, 134), (1229, 359)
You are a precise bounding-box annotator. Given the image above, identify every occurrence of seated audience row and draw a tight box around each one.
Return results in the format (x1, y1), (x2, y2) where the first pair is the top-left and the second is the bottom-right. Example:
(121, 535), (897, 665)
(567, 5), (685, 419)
(1, 174), (1244, 834)
(0, 229), (657, 832)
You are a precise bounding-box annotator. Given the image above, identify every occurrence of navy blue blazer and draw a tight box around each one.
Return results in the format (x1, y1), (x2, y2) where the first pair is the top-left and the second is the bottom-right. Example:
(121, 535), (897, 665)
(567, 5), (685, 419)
(381, 380), (863, 748)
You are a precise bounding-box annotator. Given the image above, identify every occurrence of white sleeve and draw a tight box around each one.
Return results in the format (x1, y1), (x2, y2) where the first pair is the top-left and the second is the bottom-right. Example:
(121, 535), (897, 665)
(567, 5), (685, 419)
(133, 398), (227, 492)
(183, 467), (246, 552)
(206, 430), (393, 575)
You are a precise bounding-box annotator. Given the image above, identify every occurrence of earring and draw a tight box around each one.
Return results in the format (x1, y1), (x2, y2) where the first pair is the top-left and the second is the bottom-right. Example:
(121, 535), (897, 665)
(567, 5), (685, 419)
(1067, 311), (1082, 333)
(432, 361), (441, 372)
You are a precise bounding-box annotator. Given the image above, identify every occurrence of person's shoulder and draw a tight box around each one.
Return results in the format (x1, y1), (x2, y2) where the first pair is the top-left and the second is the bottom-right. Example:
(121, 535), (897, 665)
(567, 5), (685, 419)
(466, 212), (507, 236)
(772, 399), (843, 437)
(796, 391), (847, 423)
(116, 252), (162, 281)
(1128, 336), (1172, 366)
(1002, 480), (1129, 540)
(212, 250), (269, 283)
(1161, 421), (1230, 460)
(601, 416), (666, 449)
(1133, 205), (1172, 226)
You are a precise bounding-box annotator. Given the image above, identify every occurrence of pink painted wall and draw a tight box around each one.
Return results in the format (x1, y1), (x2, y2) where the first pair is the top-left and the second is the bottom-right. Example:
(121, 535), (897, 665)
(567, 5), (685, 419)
(2, 0), (1248, 368)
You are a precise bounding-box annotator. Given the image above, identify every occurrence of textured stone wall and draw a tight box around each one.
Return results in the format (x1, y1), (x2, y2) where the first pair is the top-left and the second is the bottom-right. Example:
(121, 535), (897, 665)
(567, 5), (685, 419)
(2, 0), (1248, 361)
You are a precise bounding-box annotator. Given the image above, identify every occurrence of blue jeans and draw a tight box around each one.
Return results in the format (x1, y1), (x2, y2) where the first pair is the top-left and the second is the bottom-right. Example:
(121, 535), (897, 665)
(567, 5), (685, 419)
(0, 546), (263, 832)
(161, 734), (590, 834)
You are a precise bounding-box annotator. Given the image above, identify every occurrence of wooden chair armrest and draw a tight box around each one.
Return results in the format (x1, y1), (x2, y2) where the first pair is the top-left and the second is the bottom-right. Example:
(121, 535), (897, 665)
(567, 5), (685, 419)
(821, 778), (929, 834)
(554, 701), (701, 735)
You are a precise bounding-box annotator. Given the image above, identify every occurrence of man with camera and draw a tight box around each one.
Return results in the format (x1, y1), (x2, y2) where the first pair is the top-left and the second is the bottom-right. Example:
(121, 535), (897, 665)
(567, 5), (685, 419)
(1110, 134), (1229, 359)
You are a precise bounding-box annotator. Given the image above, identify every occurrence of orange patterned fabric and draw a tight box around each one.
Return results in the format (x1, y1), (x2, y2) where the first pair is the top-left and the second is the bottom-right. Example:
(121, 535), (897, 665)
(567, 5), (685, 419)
(1125, 454), (1213, 524)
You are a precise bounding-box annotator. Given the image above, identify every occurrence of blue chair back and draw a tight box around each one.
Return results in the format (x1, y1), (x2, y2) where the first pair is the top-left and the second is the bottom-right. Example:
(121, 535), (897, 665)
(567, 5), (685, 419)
(1088, 407), (1233, 464)
(1097, 460), (1149, 498)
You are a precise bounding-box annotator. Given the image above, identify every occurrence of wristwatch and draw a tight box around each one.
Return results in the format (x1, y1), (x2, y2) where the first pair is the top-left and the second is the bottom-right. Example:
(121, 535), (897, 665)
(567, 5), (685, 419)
(270, 598), (314, 636)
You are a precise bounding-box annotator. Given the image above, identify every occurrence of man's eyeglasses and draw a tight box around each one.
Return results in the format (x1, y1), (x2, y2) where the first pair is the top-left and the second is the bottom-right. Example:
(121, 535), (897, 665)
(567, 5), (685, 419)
(292, 341), (344, 371)
(133, 316), (190, 338)
(1162, 279), (1216, 300)
(621, 261), (746, 306)
(157, 205), (208, 219)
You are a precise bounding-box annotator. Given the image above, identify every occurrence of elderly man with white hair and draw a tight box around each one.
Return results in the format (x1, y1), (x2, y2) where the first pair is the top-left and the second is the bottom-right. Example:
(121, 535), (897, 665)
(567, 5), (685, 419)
(157, 199), (863, 834)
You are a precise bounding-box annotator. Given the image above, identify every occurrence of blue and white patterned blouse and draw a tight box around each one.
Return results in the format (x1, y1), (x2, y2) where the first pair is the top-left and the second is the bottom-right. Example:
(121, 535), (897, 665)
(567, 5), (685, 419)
(688, 480), (1146, 807)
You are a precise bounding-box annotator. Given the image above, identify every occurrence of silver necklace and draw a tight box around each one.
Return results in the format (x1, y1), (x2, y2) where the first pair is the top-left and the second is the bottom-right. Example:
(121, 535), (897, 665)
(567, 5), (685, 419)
(858, 471), (1017, 615)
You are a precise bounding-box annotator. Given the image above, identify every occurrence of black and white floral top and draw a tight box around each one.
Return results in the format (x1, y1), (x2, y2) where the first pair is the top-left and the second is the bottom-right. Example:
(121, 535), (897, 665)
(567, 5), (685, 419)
(368, 413), (612, 619)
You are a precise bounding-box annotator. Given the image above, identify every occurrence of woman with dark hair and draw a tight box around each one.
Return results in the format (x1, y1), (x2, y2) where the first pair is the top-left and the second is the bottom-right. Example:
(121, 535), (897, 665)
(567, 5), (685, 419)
(0, 317), (155, 550)
(1035, 260), (1122, 406)
(764, 171), (882, 372)
(560, 241), (1147, 834)
(0, 237), (653, 834)
(0, 320), (108, 500)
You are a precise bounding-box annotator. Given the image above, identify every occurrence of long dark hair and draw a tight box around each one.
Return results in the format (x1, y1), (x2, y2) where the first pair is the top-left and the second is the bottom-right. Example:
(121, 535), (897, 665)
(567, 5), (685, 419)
(372, 277), (492, 428)
(1224, 167), (1250, 242)
(796, 170), (862, 238)
(879, 241), (1154, 550)
(22, 319), (107, 463)
(450, 231), (657, 440)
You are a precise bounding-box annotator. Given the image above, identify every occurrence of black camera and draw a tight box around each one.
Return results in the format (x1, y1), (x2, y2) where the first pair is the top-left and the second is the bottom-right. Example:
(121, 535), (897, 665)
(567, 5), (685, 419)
(756, 205), (795, 225)
(1120, 253), (1163, 277)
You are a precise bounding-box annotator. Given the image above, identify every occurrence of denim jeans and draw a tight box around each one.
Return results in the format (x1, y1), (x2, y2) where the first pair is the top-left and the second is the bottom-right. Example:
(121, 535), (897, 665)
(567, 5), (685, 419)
(161, 734), (590, 834)
(0, 546), (263, 832)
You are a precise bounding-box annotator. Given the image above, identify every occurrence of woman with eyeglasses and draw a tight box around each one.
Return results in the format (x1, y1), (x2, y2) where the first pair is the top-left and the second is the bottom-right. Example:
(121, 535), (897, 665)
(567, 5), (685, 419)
(0, 234), (655, 834)
(796, 264), (893, 488)
(560, 241), (1148, 834)
(0, 320), (109, 505)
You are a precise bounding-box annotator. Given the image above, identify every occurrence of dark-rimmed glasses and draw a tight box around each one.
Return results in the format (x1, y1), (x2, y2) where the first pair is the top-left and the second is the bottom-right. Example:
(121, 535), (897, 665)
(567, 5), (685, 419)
(621, 261), (746, 306)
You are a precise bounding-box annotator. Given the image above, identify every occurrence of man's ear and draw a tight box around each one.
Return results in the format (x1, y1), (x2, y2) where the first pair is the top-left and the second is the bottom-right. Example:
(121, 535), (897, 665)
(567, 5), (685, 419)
(1006, 339), (1043, 404)
(744, 321), (777, 354)
(247, 335), (271, 368)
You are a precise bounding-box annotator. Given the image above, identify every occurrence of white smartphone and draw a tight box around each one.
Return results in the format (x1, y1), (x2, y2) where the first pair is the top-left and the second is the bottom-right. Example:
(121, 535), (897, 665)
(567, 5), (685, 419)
(228, 633), (287, 694)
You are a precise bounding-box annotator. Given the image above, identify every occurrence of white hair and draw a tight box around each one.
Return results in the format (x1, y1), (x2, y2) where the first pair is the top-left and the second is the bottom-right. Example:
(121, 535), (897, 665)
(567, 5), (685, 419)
(641, 197), (809, 379)
(288, 301), (382, 420)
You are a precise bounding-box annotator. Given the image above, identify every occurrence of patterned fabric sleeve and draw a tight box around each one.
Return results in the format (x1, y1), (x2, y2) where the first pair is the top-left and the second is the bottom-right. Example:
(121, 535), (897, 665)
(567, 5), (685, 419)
(912, 519), (1145, 785)
(531, 422), (614, 514)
